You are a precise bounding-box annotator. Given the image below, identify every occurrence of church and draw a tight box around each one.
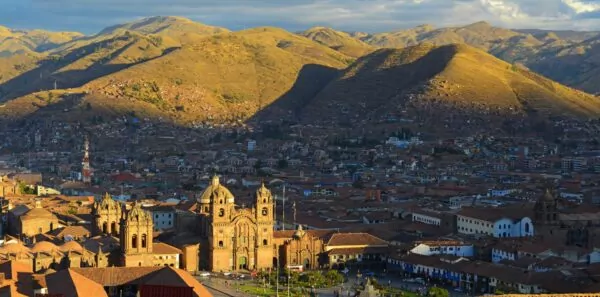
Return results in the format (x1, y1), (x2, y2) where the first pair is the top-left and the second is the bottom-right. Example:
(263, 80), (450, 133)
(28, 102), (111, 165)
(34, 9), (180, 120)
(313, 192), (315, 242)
(92, 194), (182, 268)
(197, 175), (275, 272)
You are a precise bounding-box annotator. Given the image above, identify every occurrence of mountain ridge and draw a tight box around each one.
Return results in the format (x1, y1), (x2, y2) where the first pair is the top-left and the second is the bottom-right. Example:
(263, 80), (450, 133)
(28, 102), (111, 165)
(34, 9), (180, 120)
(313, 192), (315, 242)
(0, 16), (598, 132)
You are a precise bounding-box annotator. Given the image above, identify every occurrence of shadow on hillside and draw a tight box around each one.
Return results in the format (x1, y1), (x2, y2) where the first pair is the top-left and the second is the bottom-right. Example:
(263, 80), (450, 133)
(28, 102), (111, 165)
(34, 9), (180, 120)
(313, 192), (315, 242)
(247, 63), (340, 124)
(0, 34), (180, 102)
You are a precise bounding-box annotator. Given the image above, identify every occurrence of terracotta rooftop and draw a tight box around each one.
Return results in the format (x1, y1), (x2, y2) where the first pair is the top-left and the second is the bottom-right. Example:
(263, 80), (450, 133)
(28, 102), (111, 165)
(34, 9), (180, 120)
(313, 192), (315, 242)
(326, 233), (388, 247)
(46, 269), (109, 297)
(153, 242), (182, 255)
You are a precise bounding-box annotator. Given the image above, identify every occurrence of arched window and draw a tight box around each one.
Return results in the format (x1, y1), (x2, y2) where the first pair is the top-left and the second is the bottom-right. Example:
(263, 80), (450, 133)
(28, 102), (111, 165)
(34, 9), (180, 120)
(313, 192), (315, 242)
(110, 222), (117, 235)
(102, 222), (108, 234)
(141, 234), (147, 248)
(218, 240), (224, 247)
(263, 239), (268, 246)
(132, 234), (138, 248)
(262, 207), (268, 216)
(524, 222), (530, 233)
(219, 208), (225, 217)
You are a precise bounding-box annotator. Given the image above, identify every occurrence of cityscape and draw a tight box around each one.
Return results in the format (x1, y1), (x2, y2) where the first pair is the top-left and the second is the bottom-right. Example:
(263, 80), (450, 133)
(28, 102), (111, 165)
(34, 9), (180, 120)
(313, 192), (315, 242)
(2, 1), (600, 297)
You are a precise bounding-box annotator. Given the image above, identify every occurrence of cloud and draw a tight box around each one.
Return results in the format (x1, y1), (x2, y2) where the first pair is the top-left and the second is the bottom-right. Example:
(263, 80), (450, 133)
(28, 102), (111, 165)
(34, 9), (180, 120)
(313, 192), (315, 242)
(0, 0), (599, 33)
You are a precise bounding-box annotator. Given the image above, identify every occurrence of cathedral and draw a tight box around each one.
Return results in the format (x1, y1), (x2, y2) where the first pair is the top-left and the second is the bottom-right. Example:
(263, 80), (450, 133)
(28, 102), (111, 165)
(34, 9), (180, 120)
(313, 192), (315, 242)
(197, 175), (275, 272)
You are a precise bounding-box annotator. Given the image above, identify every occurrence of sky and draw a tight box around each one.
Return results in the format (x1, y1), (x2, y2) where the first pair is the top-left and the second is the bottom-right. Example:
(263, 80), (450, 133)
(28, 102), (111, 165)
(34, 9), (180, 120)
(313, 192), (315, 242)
(1, 0), (600, 34)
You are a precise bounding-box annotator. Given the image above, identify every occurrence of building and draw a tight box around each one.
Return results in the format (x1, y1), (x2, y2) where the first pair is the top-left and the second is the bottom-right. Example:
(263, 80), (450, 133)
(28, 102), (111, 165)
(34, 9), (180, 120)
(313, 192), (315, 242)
(197, 176), (275, 272)
(120, 202), (155, 267)
(411, 210), (442, 226)
(325, 233), (389, 269)
(279, 225), (326, 270)
(93, 193), (123, 236)
(16, 199), (60, 237)
(147, 205), (176, 231)
(456, 207), (534, 238)
(43, 266), (213, 297)
(410, 240), (474, 257)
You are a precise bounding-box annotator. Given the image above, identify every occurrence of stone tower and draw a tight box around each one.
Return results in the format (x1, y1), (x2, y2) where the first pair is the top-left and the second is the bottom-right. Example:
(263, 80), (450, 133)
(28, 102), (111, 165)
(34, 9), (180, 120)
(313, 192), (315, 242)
(120, 202), (154, 267)
(207, 175), (236, 271)
(534, 188), (559, 226)
(255, 183), (275, 269)
(93, 193), (122, 236)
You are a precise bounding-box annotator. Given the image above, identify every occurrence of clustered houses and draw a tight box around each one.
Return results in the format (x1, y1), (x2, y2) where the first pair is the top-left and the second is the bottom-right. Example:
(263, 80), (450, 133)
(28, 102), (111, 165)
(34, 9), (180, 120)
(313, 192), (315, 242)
(3, 111), (600, 295)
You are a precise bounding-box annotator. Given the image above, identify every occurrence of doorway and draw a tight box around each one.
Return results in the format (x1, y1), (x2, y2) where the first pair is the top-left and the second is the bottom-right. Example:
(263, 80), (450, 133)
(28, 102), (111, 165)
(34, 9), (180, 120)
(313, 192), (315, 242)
(239, 256), (248, 270)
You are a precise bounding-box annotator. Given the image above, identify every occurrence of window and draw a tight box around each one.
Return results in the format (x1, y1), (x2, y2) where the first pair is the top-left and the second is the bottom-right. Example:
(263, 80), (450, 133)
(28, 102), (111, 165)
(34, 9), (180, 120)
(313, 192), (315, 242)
(262, 207), (268, 216)
(132, 234), (138, 248)
(218, 240), (223, 247)
(141, 234), (147, 248)
(263, 239), (268, 246)
(219, 208), (225, 217)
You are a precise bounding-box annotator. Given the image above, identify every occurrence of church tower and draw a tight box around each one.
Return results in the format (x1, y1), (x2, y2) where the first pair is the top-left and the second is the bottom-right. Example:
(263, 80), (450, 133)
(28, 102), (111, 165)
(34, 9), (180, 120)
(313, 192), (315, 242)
(120, 202), (154, 267)
(93, 193), (122, 236)
(206, 175), (236, 271)
(82, 136), (92, 184)
(255, 183), (275, 269)
(534, 188), (559, 226)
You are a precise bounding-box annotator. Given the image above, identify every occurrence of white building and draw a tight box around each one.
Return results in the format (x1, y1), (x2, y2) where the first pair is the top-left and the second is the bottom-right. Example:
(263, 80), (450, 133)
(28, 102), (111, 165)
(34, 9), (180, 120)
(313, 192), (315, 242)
(410, 240), (474, 257)
(147, 205), (176, 231)
(411, 210), (442, 226)
(456, 208), (534, 238)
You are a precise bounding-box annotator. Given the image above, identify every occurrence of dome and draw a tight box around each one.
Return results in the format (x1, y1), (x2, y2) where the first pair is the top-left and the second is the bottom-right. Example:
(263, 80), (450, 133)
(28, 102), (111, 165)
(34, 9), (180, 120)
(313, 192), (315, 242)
(21, 207), (57, 221)
(31, 241), (59, 253)
(197, 175), (234, 204)
(60, 241), (83, 252)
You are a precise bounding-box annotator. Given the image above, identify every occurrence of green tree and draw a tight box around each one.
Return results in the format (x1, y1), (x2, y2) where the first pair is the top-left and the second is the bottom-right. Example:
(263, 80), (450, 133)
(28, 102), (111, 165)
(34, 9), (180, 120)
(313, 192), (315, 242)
(324, 270), (344, 286)
(428, 287), (449, 297)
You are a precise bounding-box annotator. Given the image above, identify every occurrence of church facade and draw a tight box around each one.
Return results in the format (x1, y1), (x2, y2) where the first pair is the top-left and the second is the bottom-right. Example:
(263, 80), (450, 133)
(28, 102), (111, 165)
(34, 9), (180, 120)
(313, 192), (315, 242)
(197, 176), (275, 272)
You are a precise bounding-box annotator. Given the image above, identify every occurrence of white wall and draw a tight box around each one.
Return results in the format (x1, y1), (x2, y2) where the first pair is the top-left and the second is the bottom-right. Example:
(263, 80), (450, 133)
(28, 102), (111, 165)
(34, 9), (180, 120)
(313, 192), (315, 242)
(494, 217), (534, 238)
(412, 213), (441, 226)
(411, 243), (474, 257)
(491, 248), (516, 263)
(458, 215), (534, 238)
(457, 215), (493, 235)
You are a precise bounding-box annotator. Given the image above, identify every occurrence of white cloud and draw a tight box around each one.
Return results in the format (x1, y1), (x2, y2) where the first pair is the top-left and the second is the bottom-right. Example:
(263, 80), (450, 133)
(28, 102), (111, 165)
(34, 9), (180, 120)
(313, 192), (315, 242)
(562, 0), (600, 13)
(1, 0), (600, 33)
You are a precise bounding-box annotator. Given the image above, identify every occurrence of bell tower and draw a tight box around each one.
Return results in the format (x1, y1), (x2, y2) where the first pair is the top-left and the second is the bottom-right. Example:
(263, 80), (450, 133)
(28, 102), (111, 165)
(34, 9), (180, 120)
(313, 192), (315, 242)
(93, 193), (122, 236)
(120, 202), (154, 267)
(210, 175), (234, 222)
(534, 187), (559, 226)
(255, 183), (275, 269)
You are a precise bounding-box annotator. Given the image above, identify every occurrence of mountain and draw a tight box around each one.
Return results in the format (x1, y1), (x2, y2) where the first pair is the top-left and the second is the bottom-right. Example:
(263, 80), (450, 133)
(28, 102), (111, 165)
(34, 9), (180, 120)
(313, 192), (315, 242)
(515, 29), (600, 43)
(357, 22), (523, 50)
(0, 17), (599, 128)
(0, 21), (353, 123)
(298, 43), (600, 128)
(353, 22), (600, 94)
(0, 25), (82, 56)
(527, 36), (600, 95)
(300, 27), (375, 57)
